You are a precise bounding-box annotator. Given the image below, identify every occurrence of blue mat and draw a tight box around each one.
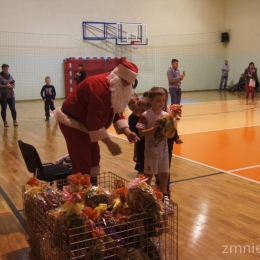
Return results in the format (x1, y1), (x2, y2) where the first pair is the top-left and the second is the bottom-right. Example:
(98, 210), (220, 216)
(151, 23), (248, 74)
(137, 95), (198, 105)
(179, 99), (199, 104)
(127, 97), (199, 108)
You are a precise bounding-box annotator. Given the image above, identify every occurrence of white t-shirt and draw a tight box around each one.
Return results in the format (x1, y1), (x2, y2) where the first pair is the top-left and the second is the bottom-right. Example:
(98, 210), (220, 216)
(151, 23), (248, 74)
(136, 109), (168, 158)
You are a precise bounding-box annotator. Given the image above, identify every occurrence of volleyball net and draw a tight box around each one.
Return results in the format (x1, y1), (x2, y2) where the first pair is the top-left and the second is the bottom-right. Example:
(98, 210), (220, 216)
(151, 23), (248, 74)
(0, 30), (225, 100)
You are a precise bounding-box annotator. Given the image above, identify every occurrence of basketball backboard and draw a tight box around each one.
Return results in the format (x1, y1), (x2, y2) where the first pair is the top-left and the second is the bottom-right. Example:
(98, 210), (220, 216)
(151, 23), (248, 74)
(116, 22), (148, 45)
(82, 21), (148, 45)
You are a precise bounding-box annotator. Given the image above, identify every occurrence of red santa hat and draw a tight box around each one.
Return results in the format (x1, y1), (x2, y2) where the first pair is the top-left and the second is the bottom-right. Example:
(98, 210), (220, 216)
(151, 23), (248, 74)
(113, 57), (138, 84)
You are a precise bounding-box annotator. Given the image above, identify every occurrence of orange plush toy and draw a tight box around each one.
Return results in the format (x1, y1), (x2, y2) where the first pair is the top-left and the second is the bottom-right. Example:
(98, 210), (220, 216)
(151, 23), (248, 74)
(170, 104), (182, 121)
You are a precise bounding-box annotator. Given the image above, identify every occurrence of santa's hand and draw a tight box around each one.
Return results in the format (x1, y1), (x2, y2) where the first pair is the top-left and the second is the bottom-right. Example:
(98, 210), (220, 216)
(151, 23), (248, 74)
(107, 141), (122, 156)
(102, 137), (122, 156)
(127, 132), (140, 143)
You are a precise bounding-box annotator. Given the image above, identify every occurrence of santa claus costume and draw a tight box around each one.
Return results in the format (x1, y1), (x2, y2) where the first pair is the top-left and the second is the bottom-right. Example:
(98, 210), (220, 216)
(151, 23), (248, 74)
(54, 58), (138, 180)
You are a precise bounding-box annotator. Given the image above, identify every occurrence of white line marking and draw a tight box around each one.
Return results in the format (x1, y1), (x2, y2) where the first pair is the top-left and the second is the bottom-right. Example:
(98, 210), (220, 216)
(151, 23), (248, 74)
(229, 164), (260, 172)
(225, 171), (260, 184)
(173, 155), (260, 184)
(173, 154), (225, 172)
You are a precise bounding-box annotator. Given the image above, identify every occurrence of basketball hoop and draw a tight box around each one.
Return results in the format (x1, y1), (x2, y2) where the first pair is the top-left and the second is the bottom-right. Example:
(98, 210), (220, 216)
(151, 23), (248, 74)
(131, 40), (140, 50)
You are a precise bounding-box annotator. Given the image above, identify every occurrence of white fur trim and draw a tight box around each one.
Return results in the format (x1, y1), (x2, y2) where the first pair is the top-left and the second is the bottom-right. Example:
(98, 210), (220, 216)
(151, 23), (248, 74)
(113, 64), (138, 84)
(113, 119), (129, 134)
(89, 127), (108, 142)
(90, 166), (100, 177)
(53, 107), (89, 133)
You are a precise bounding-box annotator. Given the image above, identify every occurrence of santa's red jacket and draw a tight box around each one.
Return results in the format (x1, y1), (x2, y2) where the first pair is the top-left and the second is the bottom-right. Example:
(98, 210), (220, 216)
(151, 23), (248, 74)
(53, 72), (129, 176)
(54, 72), (129, 141)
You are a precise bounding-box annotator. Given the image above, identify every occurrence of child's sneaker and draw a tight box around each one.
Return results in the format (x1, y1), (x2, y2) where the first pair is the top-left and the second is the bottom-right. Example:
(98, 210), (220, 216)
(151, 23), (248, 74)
(4, 121), (9, 127)
(45, 117), (49, 121)
(163, 195), (174, 215)
(13, 120), (18, 126)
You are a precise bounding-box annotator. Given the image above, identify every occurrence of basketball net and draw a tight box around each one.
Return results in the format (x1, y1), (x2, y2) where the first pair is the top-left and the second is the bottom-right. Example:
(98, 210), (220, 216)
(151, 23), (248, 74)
(131, 40), (140, 50)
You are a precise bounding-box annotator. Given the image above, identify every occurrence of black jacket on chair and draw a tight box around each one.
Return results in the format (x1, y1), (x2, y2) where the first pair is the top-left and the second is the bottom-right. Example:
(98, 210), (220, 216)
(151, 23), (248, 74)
(18, 140), (72, 182)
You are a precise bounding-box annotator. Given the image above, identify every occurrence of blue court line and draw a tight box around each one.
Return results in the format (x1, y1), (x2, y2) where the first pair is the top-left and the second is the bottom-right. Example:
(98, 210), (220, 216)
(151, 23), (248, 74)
(179, 99), (199, 104)
(170, 171), (224, 183)
(0, 186), (27, 230)
(138, 94), (199, 104)
(132, 96), (199, 106)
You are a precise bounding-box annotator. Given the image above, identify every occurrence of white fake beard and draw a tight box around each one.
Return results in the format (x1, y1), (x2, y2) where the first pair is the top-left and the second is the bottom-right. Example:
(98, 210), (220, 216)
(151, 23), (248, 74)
(107, 72), (133, 114)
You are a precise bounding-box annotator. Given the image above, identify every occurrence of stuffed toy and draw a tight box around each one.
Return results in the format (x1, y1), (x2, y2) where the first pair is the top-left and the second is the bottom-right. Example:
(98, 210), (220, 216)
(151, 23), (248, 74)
(153, 104), (182, 142)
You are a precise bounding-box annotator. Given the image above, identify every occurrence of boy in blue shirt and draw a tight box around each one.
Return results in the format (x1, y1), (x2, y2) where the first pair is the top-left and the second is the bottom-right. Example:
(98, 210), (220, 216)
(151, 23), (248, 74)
(40, 76), (56, 121)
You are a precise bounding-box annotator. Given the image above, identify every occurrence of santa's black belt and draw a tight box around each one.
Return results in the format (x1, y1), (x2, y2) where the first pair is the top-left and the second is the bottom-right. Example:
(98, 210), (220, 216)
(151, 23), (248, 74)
(61, 107), (77, 120)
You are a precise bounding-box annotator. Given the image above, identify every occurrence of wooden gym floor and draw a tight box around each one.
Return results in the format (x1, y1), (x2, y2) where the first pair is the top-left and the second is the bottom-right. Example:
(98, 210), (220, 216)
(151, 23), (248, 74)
(0, 90), (260, 259)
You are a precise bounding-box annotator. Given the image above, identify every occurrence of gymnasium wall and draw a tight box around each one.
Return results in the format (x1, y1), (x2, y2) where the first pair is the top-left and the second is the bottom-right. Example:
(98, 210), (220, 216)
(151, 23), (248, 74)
(0, 0), (229, 100)
(225, 0), (260, 86)
(0, 0), (225, 37)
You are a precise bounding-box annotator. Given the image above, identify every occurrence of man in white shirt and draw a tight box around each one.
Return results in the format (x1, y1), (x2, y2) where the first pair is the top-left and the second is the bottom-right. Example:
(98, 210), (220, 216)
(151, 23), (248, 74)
(219, 60), (230, 91)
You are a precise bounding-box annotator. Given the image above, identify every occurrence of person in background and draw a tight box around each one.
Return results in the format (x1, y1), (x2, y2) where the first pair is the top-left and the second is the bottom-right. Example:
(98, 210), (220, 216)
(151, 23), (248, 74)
(53, 58), (139, 185)
(143, 91), (149, 98)
(0, 64), (18, 127)
(40, 76), (56, 121)
(219, 60), (230, 91)
(128, 93), (140, 170)
(244, 62), (257, 105)
(228, 74), (245, 92)
(160, 87), (183, 198)
(166, 104), (183, 198)
(137, 87), (175, 197)
(130, 97), (151, 174)
(74, 64), (86, 86)
(167, 59), (185, 105)
(128, 93), (139, 137)
(161, 87), (183, 158)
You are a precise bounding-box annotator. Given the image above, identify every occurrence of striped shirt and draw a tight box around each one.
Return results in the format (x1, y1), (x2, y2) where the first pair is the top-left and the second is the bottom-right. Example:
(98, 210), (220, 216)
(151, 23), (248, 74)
(167, 67), (181, 88)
